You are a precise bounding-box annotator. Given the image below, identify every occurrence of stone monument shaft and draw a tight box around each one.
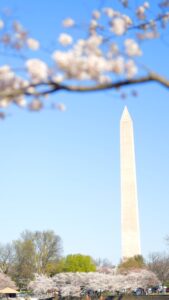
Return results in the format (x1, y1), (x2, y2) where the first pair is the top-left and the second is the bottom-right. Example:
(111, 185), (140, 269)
(120, 107), (141, 260)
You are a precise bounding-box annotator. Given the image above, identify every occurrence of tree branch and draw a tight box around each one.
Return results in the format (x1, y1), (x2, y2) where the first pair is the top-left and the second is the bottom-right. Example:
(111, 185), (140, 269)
(34, 72), (169, 95)
(1, 72), (169, 100)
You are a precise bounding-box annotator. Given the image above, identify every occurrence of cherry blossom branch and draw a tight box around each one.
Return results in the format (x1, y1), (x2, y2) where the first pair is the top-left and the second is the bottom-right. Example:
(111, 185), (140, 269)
(0, 71), (169, 102)
(23, 72), (169, 96)
(60, 73), (168, 92)
(129, 12), (169, 31)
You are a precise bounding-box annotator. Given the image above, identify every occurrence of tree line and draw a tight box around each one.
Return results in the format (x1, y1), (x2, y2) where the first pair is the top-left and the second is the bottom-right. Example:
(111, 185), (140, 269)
(0, 230), (96, 289)
(1, 229), (169, 290)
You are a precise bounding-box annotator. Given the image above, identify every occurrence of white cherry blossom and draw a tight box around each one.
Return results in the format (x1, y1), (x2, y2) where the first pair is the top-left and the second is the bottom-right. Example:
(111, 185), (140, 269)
(98, 75), (112, 84)
(29, 269), (159, 297)
(55, 103), (67, 111)
(90, 19), (98, 29)
(0, 0), (167, 113)
(0, 98), (10, 108)
(0, 20), (4, 29)
(14, 96), (27, 108)
(52, 74), (64, 83)
(136, 6), (146, 19)
(122, 15), (132, 26)
(92, 10), (101, 19)
(111, 18), (127, 35)
(29, 99), (43, 111)
(110, 57), (125, 74)
(27, 38), (40, 50)
(124, 39), (142, 56)
(87, 35), (103, 48)
(125, 59), (138, 78)
(26, 59), (48, 82)
(58, 33), (73, 46)
(0, 65), (14, 79)
(143, 2), (150, 9)
(62, 18), (75, 27)
(103, 8), (116, 18)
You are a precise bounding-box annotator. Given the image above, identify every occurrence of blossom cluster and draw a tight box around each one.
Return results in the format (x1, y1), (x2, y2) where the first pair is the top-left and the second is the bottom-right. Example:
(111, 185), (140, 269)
(0, 19), (40, 51)
(0, 0), (168, 116)
(52, 0), (168, 85)
(52, 34), (140, 84)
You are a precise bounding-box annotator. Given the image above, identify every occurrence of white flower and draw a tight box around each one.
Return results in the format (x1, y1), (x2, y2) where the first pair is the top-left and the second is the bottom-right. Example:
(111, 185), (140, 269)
(29, 99), (43, 111)
(87, 35), (103, 48)
(0, 65), (11, 75)
(52, 74), (64, 83)
(26, 86), (36, 94)
(111, 18), (126, 35)
(14, 96), (27, 107)
(98, 75), (111, 84)
(90, 19), (98, 29)
(143, 2), (150, 9)
(26, 59), (48, 82)
(0, 98), (10, 108)
(55, 103), (66, 112)
(27, 38), (40, 50)
(122, 15), (132, 26)
(137, 6), (145, 14)
(86, 55), (108, 79)
(62, 18), (75, 27)
(111, 57), (125, 74)
(92, 10), (101, 19)
(124, 39), (142, 56)
(0, 20), (4, 29)
(52, 50), (70, 68)
(109, 43), (119, 55)
(125, 60), (138, 78)
(103, 7), (115, 18)
(58, 33), (73, 46)
(0, 65), (14, 81)
(136, 6), (146, 19)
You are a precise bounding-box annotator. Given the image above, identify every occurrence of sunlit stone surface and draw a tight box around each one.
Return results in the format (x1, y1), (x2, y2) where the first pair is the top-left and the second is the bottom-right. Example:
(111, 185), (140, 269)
(120, 107), (141, 260)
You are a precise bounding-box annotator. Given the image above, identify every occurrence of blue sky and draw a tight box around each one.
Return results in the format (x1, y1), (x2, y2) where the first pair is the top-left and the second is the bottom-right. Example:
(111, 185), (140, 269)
(0, 0), (168, 265)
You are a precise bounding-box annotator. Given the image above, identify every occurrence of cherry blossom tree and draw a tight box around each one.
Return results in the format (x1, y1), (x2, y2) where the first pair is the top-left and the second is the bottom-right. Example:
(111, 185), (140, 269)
(28, 269), (160, 297)
(0, 1), (168, 117)
(0, 272), (17, 289)
(28, 274), (57, 295)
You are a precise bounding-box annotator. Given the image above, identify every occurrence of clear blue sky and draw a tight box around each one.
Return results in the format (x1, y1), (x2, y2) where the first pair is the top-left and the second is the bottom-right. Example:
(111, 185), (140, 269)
(0, 0), (168, 265)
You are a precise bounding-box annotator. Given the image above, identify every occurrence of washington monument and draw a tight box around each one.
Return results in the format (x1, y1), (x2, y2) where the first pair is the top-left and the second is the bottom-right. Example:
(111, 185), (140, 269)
(120, 107), (141, 260)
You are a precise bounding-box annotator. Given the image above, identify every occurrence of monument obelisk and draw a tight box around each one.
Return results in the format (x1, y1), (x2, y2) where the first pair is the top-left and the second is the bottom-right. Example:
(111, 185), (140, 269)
(120, 107), (141, 260)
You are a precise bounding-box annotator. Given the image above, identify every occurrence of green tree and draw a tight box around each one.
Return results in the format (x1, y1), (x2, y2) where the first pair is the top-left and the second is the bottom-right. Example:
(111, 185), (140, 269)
(10, 230), (62, 288)
(118, 255), (145, 273)
(16, 230), (62, 274)
(61, 254), (96, 272)
(12, 239), (36, 289)
(45, 259), (65, 276)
